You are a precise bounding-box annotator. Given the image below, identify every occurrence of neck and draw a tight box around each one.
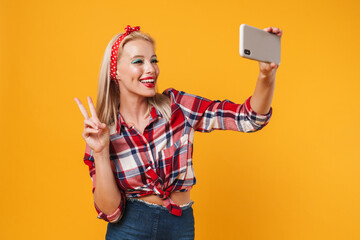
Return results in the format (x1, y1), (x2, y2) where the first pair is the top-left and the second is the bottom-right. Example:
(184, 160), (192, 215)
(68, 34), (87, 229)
(119, 93), (149, 124)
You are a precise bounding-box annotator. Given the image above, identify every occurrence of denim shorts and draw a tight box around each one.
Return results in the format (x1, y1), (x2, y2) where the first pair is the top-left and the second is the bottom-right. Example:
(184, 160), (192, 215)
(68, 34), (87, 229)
(106, 198), (195, 240)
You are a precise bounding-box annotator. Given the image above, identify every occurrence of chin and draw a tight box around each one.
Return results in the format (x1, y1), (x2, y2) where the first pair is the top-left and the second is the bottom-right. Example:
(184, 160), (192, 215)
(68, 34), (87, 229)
(141, 89), (156, 98)
(145, 92), (156, 98)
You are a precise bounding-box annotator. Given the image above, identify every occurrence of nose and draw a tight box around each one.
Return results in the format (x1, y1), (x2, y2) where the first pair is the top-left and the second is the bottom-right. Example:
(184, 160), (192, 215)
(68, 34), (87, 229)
(144, 60), (156, 75)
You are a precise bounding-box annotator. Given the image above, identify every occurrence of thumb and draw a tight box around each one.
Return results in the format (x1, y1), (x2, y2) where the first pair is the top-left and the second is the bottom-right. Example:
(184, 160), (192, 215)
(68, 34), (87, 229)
(270, 62), (278, 69)
(99, 123), (106, 128)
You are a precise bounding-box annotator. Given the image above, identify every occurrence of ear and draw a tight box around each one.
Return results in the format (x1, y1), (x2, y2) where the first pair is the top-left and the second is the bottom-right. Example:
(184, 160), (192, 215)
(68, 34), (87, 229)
(116, 71), (121, 81)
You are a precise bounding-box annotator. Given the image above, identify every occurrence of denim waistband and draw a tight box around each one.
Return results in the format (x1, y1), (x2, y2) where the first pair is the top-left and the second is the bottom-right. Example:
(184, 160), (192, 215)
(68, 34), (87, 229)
(126, 197), (194, 211)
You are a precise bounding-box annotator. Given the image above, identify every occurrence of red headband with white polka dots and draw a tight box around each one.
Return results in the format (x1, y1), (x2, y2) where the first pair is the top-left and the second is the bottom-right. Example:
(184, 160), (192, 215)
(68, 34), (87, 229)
(110, 25), (141, 87)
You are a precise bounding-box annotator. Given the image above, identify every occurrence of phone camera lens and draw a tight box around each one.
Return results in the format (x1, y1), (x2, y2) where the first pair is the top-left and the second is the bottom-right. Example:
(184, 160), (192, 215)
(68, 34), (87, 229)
(244, 49), (251, 55)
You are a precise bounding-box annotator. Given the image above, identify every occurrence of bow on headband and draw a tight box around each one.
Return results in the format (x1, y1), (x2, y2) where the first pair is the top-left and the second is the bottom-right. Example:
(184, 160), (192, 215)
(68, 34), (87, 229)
(110, 25), (141, 87)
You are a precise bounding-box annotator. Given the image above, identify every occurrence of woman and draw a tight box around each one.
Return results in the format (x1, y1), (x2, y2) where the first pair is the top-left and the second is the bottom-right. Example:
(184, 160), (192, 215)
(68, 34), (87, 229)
(74, 25), (282, 240)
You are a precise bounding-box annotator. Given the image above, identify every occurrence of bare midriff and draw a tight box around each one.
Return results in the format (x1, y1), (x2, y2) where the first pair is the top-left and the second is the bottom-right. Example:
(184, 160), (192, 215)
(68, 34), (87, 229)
(135, 190), (191, 206)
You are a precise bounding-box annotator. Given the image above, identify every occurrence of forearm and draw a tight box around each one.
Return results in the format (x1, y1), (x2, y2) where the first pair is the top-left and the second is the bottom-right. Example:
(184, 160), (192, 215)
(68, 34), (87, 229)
(250, 72), (276, 115)
(249, 27), (282, 114)
(93, 151), (122, 215)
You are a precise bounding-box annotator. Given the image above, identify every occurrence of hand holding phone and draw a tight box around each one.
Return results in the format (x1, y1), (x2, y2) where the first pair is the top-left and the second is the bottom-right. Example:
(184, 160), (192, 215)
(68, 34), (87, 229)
(239, 24), (282, 65)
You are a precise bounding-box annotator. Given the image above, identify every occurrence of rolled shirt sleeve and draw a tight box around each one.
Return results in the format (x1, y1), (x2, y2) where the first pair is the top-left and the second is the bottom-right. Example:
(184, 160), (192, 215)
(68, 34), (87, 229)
(242, 96), (272, 131)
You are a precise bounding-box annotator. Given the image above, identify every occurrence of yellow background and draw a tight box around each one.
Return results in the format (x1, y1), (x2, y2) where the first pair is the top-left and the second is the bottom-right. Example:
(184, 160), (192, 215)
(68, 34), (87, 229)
(1, 0), (359, 239)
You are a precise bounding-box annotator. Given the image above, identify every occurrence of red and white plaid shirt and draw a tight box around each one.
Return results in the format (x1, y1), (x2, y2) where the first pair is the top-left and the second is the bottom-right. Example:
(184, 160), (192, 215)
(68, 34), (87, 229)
(83, 88), (272, 222)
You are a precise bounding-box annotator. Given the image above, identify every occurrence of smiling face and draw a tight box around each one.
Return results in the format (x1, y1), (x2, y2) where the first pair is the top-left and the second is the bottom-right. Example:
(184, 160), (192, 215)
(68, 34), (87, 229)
(116, 38), (159, 99)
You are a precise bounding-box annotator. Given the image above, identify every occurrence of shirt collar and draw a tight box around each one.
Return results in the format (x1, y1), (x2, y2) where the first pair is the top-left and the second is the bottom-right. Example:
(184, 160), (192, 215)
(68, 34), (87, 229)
(149, 105), (162, 124)
(116, 105), (162, 134)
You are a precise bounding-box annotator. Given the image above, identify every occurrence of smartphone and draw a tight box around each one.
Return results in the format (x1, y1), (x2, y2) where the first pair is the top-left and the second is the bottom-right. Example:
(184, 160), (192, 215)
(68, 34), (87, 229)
(239, 24), (281, 65)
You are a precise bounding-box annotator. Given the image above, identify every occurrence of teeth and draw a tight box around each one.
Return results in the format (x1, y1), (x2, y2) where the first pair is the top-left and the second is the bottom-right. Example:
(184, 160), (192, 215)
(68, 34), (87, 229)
(140, 79), (154, 83)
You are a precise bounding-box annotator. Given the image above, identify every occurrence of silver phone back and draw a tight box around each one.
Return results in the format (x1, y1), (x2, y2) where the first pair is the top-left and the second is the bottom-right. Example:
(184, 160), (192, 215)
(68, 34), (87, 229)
(239, 24), (281, 65)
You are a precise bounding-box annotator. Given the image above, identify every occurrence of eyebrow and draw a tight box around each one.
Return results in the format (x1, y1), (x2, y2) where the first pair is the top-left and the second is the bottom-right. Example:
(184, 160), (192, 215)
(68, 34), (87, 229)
(131, 54), (157, 59)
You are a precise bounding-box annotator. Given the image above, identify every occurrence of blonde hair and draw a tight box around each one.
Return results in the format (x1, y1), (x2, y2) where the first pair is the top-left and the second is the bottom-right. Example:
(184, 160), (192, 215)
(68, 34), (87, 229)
(95, 31), (171, 128)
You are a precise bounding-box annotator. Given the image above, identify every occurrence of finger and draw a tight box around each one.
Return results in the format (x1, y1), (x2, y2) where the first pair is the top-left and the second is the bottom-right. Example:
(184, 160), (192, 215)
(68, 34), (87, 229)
(85, 128), (100, 134)
(87, 96), (101, 123)
(83, 128), (100, 138)
(258, 61), (267, 69)
(259, 60), (271, 65)
(84, 118), (99, 130)
(272, 27), (280, 33)
(269, 27), (282, 37)
(272, 27), (282, 37)
(259, 60), (278, 70)
(271, 62), (278, 69)
(74, 97), (90, 119)
(264, 27), (272, 32)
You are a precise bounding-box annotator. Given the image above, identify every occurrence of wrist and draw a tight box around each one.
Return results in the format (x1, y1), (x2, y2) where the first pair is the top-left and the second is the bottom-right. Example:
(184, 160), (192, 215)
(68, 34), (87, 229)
(258, 73), (276, 86)
(93, 149), (110, 162)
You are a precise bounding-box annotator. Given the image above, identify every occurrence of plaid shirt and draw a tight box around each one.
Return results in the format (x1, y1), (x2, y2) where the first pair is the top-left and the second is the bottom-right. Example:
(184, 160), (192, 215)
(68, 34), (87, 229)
(83, 88), (272, 222)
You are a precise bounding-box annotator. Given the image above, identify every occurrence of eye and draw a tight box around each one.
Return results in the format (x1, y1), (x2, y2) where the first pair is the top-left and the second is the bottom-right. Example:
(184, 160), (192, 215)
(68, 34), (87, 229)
(131, 59), (143, 64)
(151, 59), (159, 63)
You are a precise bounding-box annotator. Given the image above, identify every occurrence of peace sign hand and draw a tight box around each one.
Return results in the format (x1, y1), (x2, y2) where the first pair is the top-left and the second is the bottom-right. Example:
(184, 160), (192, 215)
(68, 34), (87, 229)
(74, 96), (110, 154)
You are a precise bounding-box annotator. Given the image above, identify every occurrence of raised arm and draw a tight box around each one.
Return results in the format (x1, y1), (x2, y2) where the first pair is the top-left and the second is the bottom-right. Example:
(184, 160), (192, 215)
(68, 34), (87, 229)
(250, 27), (283, 114)
(164, 88), (272, 133)
(75, 96), (124, 222)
